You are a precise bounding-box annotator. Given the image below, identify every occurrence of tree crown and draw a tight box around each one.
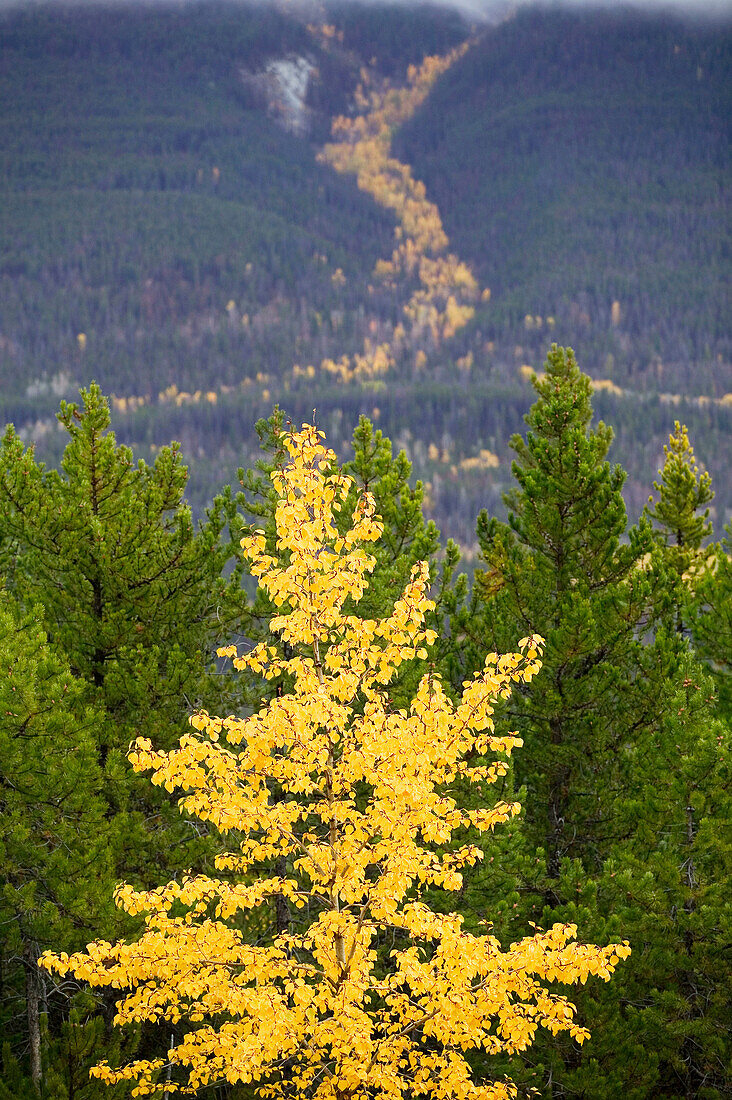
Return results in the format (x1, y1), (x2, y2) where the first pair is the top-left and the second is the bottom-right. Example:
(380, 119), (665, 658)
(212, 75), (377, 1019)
(645, 420), (713, 553)
(42, 424), (629, 1100)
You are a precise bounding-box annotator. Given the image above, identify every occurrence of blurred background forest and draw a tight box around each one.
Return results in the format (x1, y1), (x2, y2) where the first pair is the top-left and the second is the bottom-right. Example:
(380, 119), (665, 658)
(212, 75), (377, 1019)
(0, 0), (730, 553)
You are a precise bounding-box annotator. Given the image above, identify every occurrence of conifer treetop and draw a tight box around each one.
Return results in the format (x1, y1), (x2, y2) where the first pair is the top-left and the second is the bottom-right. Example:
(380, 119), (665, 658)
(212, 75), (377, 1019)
(501, 345), (630, 589)
(646, 420), (713, 553)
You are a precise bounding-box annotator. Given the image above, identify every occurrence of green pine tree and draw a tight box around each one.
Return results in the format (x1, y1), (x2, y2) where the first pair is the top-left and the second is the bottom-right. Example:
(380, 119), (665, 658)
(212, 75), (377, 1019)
(0, 591), (122, 1097)
(0, 383), (245, 765)
(644, 421), (714, 631)
(450, 346), (730, 1097)
(457, 346), (661, 878)
(646, 421), (713, 555)
(687, 523), (732, 723)
(0, 387), (251, 1095)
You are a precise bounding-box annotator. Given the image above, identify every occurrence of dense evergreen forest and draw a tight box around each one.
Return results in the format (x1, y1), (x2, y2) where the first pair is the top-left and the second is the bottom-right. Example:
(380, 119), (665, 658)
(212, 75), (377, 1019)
(395, 5), (731, 392)
(1, 356), (730, 1098)
(0, 2), (730, 1096)
(0, 1), (730, 547)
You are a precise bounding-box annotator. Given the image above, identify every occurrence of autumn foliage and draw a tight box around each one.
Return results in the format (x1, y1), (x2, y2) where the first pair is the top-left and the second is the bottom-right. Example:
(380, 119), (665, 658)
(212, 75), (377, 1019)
(312, 46), (483, 382)
(42, 424), (629, 1099)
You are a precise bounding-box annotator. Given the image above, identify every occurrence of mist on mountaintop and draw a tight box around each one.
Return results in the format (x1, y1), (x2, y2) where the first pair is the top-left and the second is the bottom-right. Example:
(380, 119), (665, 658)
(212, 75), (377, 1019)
(0, 0), (730, 20)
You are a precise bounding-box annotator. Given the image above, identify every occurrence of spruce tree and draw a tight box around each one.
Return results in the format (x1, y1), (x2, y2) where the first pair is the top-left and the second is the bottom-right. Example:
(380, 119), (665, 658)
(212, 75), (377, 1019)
(451, 346), (730, 1097)
(0, 386), (248, 1094)
(0, 382), (249, 908)
(0, 592), (115, 1097)
(457, 345), (661, 878)
(0, 383), (245, 762)
(644, 421), (714, 632)
(645, 421), (713, 557)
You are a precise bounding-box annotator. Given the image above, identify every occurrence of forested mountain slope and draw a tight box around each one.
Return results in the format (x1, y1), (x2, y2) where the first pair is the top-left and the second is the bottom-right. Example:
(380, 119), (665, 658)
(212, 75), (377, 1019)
(0, 2), (469, 402)
(395, 6), (731, 393)
(0, 1), (729, 546)
(0, 3), (395, 400)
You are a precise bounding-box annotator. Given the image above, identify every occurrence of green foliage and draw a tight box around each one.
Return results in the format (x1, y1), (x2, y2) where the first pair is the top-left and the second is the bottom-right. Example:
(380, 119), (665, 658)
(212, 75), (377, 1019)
(464, 347), (660, 873)
(0, 383), (244, 754)
(688, 523), (732, 721)
(646, 421), (714, 553)
(529, 655), (732, 1100)
(0, 592), (111, 945)
(0, 386), (253, 1094)
(644, 420), (715, 632)
(396, 7), (730, 394)
(451, 346), (731, 1097)
(0, 590), (121, 1095)
(0, 1005), (138, 1100)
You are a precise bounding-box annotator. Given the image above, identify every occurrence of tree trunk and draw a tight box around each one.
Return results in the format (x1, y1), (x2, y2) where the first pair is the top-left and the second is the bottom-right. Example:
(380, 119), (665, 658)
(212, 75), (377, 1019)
(545, 712), (568, 902)
(23, 939), (42, 1094)
(680, 800), (702, 1099)
(274, 855), (291, 934)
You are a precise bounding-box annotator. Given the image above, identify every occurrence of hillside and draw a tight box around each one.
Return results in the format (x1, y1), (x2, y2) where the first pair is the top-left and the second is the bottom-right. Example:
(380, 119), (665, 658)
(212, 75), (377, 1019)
(0, 1), (730, 548)
(395, 5), (731, 394)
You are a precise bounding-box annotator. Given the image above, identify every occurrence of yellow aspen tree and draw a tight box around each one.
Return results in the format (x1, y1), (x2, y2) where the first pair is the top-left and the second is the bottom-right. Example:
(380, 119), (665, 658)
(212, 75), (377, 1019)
(42, 424), (629, 1100)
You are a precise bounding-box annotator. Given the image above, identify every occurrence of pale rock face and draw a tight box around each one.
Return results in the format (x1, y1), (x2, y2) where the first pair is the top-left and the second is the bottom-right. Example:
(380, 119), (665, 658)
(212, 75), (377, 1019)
(241, 56), (315, 137)
(265, 57), (315, 135)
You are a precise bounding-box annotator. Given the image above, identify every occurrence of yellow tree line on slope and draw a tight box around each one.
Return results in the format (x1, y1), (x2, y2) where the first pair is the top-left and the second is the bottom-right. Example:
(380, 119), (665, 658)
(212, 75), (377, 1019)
(311, 44), (488, 383)
(100, 46), (481, 407)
